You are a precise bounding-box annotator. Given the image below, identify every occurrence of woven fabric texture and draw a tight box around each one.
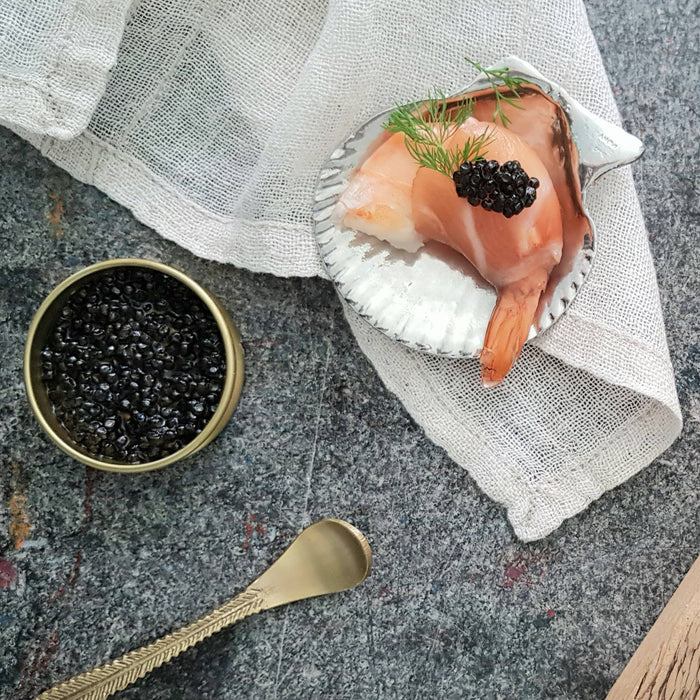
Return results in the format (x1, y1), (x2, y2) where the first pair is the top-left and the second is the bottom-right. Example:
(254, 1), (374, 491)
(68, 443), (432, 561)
(0, 0), (682, 540)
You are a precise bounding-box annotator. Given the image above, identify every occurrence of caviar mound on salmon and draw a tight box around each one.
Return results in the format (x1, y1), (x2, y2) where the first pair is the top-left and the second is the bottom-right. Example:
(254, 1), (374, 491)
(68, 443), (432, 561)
(40, 267), (225, 464)
(333, 86), (589, 387)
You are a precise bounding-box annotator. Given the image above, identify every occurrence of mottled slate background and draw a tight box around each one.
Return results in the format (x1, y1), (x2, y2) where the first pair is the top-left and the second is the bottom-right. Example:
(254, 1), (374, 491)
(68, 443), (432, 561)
(0, 1), (698, 698)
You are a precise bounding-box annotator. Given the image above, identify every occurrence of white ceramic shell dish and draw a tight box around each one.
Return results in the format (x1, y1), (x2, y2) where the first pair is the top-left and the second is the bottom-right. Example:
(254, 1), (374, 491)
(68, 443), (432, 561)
(313, 57), (644, 357)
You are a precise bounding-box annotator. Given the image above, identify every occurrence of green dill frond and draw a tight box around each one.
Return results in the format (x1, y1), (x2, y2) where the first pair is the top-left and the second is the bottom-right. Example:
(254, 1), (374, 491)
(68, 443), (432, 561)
(380, 59), (527, 178)
(403, 128), (494, 176)
(383, 92), (490, 178)
(464, 58), (527, 127)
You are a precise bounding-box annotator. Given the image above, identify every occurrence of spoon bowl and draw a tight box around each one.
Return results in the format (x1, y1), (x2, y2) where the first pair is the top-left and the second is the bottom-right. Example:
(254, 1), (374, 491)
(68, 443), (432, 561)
(254, 518), (373, 609)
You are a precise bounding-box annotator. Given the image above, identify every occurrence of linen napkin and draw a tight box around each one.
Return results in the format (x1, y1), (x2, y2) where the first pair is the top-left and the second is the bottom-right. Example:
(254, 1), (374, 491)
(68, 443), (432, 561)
(0, 0), (682, 540)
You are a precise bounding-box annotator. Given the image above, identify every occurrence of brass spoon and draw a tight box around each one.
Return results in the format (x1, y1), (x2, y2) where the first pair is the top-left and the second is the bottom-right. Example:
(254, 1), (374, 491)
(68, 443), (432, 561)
(36, 519), (372, 700)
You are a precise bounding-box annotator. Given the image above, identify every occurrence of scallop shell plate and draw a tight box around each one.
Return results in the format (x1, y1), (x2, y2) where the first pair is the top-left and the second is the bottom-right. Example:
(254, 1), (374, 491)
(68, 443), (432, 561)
(313, 57), (644, 357)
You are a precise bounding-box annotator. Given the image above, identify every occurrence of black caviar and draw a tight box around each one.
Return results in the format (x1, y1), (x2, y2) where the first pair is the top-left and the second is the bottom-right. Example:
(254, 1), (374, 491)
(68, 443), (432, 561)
(40, 267), (225, 464)
(452, 159), (540, 218)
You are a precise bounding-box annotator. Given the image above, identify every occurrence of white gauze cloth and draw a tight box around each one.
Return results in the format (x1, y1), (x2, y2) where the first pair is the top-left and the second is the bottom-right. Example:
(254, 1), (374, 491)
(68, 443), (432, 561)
(0, 0), (682, 540)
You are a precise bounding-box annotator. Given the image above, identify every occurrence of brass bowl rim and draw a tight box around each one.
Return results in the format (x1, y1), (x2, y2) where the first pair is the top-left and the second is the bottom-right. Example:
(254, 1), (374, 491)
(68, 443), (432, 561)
(24, 258), (243, 473)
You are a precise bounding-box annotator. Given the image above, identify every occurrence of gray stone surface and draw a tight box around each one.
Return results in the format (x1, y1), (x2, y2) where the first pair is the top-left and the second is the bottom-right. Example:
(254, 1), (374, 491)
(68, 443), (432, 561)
(0, 1), (698, 698)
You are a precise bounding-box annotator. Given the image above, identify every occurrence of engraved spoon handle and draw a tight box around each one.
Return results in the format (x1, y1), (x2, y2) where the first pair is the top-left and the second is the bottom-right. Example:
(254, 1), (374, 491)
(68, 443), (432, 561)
(36, 588), (265, 700)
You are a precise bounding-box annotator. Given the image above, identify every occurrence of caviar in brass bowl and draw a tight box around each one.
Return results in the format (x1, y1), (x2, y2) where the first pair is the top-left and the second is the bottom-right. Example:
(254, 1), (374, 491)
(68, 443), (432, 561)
(24, 259), (244, 472)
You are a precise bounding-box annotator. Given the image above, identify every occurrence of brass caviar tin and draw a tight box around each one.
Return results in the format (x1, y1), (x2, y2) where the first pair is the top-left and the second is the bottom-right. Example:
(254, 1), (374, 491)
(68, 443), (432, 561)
(24, 258), (244, 473)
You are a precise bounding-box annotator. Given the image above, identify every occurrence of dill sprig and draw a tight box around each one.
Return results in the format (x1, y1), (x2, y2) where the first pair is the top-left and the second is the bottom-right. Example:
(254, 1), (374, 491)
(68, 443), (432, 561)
(383, 89), (473, 146)
(404, 128), (493, 176)
(381, 59), (527, 179)
(383, 89), (492, 178)
(465, 58), (527, 127)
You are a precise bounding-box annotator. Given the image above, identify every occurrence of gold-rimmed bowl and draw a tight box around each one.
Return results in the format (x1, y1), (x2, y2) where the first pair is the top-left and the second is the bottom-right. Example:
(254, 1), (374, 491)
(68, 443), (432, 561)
(24, 258), (244, 473)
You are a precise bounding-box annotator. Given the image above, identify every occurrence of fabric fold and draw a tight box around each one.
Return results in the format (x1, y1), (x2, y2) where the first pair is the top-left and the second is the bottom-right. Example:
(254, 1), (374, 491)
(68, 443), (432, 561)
(0, 1), (132, 139)
(346, 305), (680, 541)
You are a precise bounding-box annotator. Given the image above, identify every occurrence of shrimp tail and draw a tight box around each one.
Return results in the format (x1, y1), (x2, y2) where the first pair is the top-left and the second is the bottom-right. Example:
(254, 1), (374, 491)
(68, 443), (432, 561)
(479, 280), (545, 388)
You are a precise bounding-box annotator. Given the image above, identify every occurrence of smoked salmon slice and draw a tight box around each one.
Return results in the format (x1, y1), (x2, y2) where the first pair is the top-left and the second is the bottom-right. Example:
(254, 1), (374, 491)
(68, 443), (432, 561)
(334, 110), (565, 387)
